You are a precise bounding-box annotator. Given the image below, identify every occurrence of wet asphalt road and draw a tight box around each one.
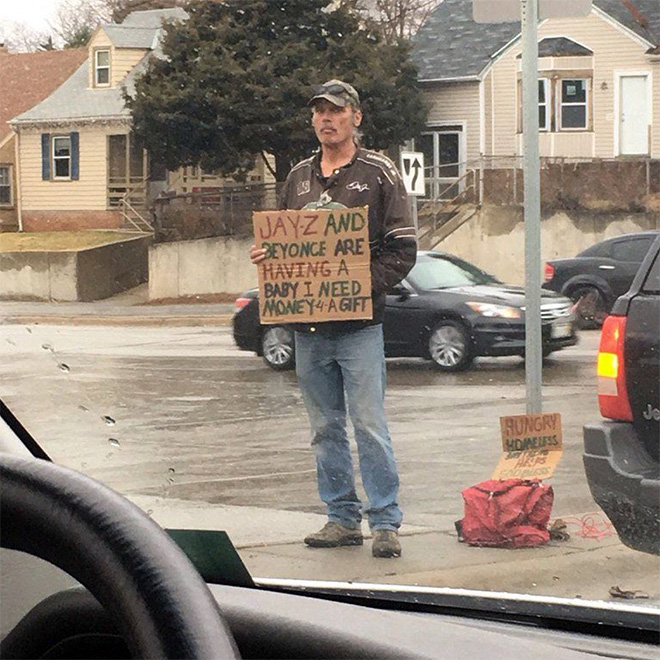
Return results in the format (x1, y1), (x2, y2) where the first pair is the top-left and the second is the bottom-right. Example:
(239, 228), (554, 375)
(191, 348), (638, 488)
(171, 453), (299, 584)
(0, 324), (602, 531)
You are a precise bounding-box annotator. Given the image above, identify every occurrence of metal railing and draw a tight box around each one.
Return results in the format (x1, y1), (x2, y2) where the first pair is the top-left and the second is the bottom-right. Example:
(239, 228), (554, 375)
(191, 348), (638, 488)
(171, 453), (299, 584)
(417, 165), (480, 241)
(108, 176), (146, 208)
(152, 182), (280, 243)
(414, 154), (659, 246)
(110, 176), (153, 233)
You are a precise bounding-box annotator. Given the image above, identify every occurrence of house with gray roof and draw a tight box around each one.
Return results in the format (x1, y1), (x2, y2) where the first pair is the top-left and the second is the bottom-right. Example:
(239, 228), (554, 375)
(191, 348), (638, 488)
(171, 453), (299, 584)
(8, 8), (187, 232)
(411, 0), (660, 200)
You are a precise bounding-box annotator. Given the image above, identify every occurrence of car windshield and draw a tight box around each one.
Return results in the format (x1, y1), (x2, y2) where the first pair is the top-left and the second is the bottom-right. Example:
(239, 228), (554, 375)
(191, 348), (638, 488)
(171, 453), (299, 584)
(1, 0), (659, 630)
(408, 255), (500, 289)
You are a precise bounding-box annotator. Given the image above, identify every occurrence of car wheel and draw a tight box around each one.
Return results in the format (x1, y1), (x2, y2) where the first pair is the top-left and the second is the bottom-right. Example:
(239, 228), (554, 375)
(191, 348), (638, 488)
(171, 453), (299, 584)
(428, 321), (474, 372)
(570, 286), (607, 329)
(261, 326), (295, 370)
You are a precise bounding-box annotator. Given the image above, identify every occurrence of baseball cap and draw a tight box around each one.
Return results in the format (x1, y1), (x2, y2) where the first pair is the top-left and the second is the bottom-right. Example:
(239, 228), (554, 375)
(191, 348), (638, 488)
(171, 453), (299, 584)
(308, 79), (360, 108)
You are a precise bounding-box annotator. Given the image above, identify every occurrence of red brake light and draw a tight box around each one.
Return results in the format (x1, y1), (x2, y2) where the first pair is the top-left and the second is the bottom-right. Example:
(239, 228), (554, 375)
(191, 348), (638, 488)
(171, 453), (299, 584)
(544, 263), (555, 282)
(597, 315), (633, 421)
(234, 297), (251, 311)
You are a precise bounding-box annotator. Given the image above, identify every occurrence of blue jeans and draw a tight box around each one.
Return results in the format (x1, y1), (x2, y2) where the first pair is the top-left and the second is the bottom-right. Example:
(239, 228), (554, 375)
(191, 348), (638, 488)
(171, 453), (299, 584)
(295, 324), (402, 532)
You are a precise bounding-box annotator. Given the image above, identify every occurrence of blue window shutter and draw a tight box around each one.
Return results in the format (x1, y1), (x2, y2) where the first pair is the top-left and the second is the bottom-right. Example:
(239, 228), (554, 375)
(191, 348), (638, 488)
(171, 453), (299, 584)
(70, 132), (79, 180)
(41, 133), (50, 180)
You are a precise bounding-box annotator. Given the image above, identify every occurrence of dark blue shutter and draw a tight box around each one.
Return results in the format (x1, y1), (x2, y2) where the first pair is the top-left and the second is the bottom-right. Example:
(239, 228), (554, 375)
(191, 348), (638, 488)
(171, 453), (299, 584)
(70, 132), (79, 180)
(41, 133), (50, 180)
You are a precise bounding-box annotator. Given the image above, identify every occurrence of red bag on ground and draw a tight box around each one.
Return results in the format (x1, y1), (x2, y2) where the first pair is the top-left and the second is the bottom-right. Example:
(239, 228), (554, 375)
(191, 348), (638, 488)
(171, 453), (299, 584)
(457, 479), (554, 548)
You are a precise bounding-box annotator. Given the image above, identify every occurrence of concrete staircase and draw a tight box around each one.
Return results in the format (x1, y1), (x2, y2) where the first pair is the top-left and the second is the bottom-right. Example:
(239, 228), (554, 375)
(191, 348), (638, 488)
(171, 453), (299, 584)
(418, 202), (478, 250)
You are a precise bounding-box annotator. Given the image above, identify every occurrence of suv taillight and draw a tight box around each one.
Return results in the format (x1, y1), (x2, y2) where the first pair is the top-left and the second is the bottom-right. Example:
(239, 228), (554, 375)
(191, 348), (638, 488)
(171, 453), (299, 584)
(597, 315), (633, 421)
(544, 263), (555, 282)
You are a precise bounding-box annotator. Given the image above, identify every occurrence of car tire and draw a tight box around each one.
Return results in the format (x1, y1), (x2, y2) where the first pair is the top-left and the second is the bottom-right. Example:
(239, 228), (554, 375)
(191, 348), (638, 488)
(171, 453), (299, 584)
(428, 320), (474, 372)
(261, 326), (295, 371)
(569, 285), (607, 329)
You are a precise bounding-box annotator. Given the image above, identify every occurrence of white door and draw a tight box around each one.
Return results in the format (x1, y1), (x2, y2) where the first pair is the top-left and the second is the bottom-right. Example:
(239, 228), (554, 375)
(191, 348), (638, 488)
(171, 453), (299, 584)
(619, 75), (649, 156)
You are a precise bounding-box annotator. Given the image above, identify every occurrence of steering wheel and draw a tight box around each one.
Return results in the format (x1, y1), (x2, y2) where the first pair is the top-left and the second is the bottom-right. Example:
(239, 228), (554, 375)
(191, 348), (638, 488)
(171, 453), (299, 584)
(0, 453), (241, 659)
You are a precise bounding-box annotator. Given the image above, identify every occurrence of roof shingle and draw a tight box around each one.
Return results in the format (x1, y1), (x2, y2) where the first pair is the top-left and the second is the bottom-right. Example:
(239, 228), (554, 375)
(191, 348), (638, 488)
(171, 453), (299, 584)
(412, 0), (660, 82)
(102, 25), (160, 49)
(10, 8), (185, 126)
(0, 48), (88, 141)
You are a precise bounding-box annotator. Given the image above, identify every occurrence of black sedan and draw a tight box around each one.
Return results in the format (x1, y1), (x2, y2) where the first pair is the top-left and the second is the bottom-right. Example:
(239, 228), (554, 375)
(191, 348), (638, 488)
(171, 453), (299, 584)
(233, 252), (578, 372)
(543, 230), (659, 327)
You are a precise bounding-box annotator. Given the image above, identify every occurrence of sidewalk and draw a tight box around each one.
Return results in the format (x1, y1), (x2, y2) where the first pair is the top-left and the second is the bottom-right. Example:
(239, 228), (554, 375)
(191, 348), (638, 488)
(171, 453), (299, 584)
(127, 493), (659, 602)
(0, 285), (235, 326)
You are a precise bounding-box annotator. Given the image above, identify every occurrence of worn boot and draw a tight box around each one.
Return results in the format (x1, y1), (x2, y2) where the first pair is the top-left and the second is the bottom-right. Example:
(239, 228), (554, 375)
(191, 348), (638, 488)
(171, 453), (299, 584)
(372, 530), (402, 558)
(304, 522), (364, 548)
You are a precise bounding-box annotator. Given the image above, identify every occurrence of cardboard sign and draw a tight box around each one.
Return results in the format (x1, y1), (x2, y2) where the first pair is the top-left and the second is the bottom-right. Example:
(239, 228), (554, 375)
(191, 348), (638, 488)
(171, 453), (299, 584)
(492, 413), (563, 480)
(253, 207), (372, 324)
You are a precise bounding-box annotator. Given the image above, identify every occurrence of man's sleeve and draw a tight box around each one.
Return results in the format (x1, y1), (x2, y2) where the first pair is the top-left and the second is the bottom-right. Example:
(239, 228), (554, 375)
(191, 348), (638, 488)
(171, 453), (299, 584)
(370, 170), (417, 295)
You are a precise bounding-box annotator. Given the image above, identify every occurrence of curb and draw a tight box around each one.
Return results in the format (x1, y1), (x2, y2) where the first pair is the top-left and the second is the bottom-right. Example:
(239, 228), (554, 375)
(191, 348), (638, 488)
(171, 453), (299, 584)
(0, 315), (233, 327)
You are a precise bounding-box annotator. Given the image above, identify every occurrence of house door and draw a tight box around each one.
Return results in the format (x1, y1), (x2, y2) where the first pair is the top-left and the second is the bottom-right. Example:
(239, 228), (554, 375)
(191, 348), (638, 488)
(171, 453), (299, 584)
(619, 75), (649, 156)
(417, 126), (463, 200)
(108, 134), (146, 207)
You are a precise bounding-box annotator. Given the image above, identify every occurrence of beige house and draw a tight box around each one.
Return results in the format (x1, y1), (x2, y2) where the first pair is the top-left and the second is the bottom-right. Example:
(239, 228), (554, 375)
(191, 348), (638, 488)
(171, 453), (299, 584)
(412, 0), (660, 199)
(0, 47), (87, 232)
(9, 9), (191, 232)
(9, 8), (273, 233)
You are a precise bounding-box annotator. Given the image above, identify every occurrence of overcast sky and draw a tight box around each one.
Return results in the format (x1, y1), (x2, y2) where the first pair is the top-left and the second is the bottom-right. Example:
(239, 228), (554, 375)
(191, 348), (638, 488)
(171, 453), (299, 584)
(0, 0), (58, 38)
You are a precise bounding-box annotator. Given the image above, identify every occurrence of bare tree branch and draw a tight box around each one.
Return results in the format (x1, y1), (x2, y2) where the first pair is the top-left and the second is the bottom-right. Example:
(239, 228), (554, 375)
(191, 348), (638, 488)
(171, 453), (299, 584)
(340, 0), (441, 43)
(2, 22), (53, 52)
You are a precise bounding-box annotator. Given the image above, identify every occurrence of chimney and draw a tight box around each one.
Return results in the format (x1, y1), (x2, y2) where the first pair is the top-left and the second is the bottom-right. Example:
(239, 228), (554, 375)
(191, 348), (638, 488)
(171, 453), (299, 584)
(0, 43), (8, 54)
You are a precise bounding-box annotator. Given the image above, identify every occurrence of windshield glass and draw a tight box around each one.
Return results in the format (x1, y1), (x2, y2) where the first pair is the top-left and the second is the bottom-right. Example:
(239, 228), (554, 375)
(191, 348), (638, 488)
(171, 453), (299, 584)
(408, 255), (500, 289)
(1, 0), (659, 622)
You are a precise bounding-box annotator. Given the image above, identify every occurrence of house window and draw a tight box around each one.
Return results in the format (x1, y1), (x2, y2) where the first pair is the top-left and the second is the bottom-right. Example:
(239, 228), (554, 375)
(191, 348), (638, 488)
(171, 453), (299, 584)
(53, 136), (72, 179)
(0, 165), (12, 206)
(538, 79), (550, 131)
(95, 49), (110, 86)
(518, 76), (591, 132)
(560, 79), (588, 130)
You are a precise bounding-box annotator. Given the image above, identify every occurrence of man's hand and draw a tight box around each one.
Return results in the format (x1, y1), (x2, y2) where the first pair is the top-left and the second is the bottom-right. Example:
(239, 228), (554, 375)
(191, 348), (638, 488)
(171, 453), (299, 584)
(250, 245), (267, 264)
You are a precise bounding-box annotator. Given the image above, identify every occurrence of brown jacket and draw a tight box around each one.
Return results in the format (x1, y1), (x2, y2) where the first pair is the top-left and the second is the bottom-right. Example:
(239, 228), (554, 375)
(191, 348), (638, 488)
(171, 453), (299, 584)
(279, 148), (417, 331)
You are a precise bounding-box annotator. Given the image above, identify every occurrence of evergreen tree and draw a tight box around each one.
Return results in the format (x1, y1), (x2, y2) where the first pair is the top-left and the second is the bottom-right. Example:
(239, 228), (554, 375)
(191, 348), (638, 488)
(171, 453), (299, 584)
(127, 0), (426, 181)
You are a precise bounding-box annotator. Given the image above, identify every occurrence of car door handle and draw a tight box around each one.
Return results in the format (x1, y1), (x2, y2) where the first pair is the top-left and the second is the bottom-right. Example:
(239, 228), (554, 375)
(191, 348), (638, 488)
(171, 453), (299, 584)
(599, 265), (615, 270)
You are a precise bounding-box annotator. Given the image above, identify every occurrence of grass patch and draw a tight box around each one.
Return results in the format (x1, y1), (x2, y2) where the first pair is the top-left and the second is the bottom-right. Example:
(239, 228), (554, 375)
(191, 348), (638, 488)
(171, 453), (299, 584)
(0, 231), (142, 253)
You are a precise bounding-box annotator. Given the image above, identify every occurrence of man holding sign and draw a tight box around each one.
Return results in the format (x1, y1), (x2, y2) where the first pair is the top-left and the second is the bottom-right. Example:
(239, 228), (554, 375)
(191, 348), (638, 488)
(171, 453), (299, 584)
(251, 80), (416, 558)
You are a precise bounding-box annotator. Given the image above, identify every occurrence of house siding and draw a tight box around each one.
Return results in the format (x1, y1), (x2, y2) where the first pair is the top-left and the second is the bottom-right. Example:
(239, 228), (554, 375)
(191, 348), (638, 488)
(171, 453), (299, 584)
(490, 11), (657, 159)
(167, 155), (277, 195)
(20, 127), (109, 211)
(422, 81), (481, 163)
(484, 70), (494, 157)
(652, 60), (660, 158)
(112, 48), (147, 87)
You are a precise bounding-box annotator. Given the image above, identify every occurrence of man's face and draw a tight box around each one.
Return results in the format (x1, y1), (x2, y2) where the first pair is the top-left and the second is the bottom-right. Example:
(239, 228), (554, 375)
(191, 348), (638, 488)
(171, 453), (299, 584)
(311, 99), (362, 148)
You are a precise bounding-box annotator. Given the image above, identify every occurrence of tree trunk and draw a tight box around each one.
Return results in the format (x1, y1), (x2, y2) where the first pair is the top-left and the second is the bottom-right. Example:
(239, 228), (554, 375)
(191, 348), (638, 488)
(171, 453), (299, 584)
(274, 152), (293, 183)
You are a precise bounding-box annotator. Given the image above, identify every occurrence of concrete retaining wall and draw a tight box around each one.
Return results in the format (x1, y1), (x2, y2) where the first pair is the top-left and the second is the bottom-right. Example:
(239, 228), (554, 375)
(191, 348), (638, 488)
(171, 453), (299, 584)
(77, 236), (150, 301)
(146, 211), (660, 299)
(149, 236), (256, 299)
(438, 207), (660, 285)
(0, 235), (150, 301)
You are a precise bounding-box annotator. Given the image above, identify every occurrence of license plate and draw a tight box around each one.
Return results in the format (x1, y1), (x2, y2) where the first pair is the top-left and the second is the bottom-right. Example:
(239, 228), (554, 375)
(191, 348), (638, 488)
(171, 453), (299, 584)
(552, 321), (572, 339)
